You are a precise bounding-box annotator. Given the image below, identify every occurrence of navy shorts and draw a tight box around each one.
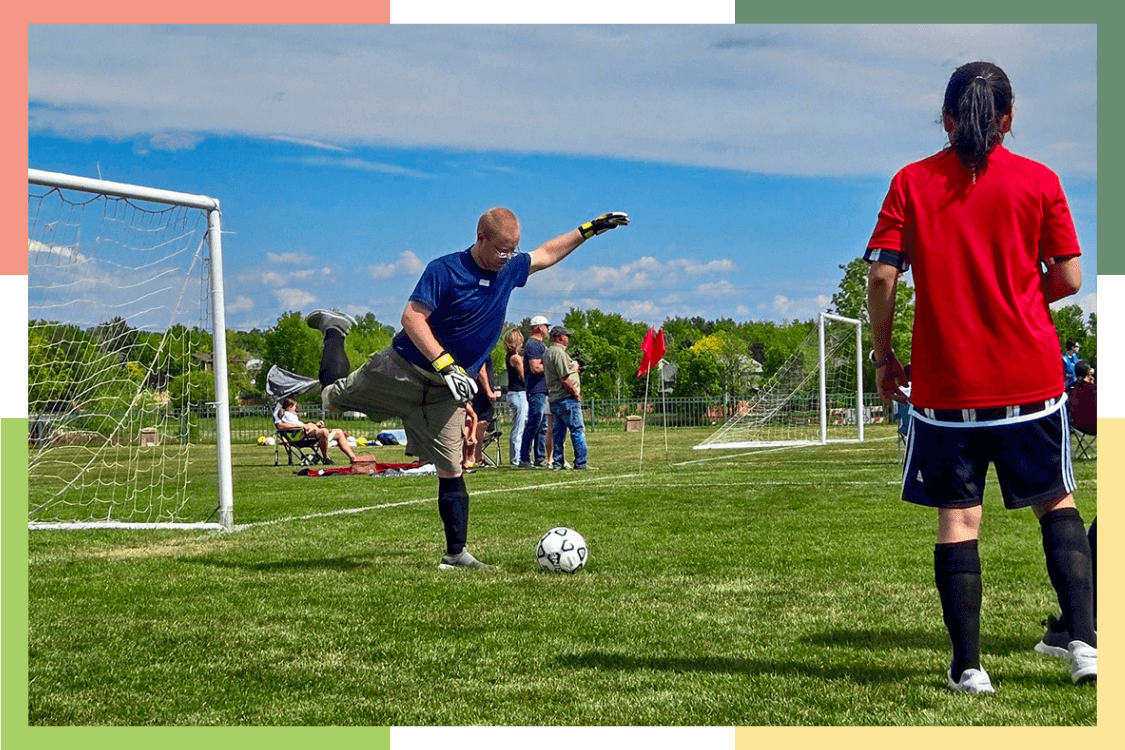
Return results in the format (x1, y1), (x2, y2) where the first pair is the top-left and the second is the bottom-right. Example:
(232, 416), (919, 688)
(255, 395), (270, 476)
(901, 396), (1076, 510)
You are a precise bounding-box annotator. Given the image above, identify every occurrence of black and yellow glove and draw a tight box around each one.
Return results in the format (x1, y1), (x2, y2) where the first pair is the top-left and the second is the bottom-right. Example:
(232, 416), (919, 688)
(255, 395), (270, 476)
(432, 352), (478, 403)
(578, 211), (630, 240)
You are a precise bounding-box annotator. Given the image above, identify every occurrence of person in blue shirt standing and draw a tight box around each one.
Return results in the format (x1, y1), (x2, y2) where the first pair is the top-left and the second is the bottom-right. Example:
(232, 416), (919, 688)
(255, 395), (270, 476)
(308, 208), (628, 569)
(1062, 338), (1080, 388)
(519, 315), (550, 468)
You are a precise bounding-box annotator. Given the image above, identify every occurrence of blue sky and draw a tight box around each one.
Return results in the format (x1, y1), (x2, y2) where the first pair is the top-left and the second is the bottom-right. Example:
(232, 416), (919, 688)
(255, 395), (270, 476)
(28, 24), (1097, 332)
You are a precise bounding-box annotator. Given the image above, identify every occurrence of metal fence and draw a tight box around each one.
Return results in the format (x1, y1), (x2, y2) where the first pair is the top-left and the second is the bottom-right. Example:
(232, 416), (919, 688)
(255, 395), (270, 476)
(195, 394), (889, 444)
(31, 394), (889, 447)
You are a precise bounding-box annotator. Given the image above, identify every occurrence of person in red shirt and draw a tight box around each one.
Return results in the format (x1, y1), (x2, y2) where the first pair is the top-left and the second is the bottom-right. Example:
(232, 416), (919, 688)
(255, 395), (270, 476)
(866, 61), (1095, 692)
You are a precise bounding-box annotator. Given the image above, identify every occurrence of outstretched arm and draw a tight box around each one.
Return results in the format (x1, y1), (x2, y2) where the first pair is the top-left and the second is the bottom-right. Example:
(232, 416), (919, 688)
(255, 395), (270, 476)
(529, 212), (629, 274)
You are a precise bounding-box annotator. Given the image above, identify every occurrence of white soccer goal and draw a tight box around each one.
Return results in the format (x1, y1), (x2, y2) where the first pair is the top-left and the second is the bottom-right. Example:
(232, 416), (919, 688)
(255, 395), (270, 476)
(694, 312), (864, 450)
(28, 169), (234, 530)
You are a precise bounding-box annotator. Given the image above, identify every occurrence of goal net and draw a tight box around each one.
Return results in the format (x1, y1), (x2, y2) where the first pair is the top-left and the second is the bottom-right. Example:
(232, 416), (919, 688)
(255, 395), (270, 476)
(28, 169), (234, 530)
(694, 313), (864, 450)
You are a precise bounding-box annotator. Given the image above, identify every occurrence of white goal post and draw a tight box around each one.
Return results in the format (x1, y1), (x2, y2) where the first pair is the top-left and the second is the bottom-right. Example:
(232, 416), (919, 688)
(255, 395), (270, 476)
(694, 312), (864, 450)
(28, 169), (234, 530)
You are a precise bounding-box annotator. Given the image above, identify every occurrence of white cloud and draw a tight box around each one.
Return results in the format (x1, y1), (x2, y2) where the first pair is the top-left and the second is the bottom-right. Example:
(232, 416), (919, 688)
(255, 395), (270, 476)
(269, 135), (349, 152)
(274, 287), (317, 310)
(225, 295), (255, 314)
(266, 251), (315, 265)
(369, 251), (426, 281)
(27, 24), (1096, 180)
(149, 132), (204, 152)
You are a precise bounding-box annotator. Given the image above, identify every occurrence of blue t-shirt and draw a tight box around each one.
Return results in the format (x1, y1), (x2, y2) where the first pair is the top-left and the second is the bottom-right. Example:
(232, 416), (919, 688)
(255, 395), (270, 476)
(1062, 352), (1079, 387)
(392, 248), (531, 374)
(523, 337), (548, 394)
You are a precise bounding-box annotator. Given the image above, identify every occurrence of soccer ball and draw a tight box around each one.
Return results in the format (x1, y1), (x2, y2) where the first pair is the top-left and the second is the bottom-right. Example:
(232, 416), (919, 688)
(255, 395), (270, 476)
(536, 527), (588, 574)
(257, 436), (266, 445)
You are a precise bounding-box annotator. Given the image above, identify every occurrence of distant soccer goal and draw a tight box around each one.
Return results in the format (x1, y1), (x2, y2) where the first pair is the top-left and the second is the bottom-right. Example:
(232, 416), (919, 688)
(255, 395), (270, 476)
(694, 312), (864, 450)
(28, 169), (234, 530)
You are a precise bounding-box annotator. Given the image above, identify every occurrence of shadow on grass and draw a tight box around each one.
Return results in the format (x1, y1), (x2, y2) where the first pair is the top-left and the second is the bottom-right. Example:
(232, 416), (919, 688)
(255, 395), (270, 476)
(556, 650), (925, 684)
(557, 628), (1043, 685)
(803, 628), (1037, 657)
(183, 551), (378, 572)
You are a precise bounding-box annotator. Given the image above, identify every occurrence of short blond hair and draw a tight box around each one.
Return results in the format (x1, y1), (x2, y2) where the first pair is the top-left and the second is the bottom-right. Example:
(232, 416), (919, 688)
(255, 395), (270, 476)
(477, 207), (519, 240)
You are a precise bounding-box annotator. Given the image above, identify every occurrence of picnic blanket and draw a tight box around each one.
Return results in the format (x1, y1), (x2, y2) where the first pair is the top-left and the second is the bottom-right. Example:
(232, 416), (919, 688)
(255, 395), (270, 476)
(296, 460), (435, 477)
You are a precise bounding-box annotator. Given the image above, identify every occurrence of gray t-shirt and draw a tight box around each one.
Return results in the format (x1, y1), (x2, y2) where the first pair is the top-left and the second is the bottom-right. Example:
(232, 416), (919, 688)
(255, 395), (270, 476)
(544, 343), (580, 402)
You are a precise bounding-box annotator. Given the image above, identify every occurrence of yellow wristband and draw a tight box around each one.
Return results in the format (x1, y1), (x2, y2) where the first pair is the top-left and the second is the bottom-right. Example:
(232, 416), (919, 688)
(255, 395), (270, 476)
(578, 221), (594, 239)
(432, 352), (455, 371)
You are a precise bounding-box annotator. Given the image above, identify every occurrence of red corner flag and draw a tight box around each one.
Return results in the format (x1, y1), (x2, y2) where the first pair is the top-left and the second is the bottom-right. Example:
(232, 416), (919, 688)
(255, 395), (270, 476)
(637, 327), (667, 377)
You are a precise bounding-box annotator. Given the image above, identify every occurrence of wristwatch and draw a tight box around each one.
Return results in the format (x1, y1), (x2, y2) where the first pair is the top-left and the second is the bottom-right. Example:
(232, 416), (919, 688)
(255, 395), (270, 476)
(869, 350), (894, 368)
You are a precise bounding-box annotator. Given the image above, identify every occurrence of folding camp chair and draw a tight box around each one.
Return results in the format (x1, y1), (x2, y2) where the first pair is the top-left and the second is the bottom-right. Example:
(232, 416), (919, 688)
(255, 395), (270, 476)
(1067, 380), (1097, 460)
(275, 424), (329, 467)
(265, 364), (326, 467)
(478, 423), (503, 467)
(1071, 424), (1097, 460)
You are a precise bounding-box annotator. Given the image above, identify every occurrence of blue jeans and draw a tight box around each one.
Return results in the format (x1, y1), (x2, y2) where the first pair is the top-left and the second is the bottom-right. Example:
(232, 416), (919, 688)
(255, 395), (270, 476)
(550, 397), (587, 468)
(506, 390), (528, 464)
(520, 391), (548, 464)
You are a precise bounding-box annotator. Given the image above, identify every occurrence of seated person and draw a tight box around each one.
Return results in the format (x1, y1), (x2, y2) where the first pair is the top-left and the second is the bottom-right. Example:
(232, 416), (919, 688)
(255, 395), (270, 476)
(1067, 360), (1096, 435)
(274, 397), (359, 463)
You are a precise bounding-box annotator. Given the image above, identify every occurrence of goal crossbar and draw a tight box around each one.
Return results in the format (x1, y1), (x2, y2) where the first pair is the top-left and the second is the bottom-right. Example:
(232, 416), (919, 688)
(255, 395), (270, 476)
(694, 312), (864, 451)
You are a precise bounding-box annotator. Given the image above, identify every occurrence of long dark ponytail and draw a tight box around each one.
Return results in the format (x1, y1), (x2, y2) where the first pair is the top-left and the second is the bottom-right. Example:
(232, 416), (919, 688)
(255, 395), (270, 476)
(943, 61), (1013, 172)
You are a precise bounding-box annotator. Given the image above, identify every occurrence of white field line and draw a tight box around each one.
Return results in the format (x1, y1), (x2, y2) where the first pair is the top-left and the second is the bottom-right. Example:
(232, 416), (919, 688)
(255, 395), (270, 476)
(673, 436), (900, 466)
(235, 460), (1095, 532)
(234, 473), (643, 531)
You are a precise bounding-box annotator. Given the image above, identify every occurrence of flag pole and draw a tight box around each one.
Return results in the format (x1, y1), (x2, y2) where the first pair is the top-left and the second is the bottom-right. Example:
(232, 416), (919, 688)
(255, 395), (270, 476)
(639, 369), (650, 473)
(661, 360), (669, 453)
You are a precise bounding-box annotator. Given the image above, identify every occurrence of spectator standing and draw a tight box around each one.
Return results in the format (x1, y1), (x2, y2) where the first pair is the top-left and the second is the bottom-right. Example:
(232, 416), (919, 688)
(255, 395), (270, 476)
(519, 315), (550, 468)
(503, 328), (527, 466)
(543, 325), (589, 470)
(1062, 338), (1080, 388)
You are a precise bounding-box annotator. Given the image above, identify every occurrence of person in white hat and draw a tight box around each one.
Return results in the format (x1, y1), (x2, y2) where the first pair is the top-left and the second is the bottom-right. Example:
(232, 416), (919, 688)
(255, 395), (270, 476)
(519, 314), (551, 468)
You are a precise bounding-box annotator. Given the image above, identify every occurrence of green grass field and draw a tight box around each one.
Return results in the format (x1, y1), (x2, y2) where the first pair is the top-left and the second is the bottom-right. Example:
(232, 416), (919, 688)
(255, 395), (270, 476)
(26, 425), (1097, 725)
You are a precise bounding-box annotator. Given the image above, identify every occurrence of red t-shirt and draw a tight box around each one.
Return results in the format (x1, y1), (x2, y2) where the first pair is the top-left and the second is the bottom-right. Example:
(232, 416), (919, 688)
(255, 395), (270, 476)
(868, 146), (1081, 409)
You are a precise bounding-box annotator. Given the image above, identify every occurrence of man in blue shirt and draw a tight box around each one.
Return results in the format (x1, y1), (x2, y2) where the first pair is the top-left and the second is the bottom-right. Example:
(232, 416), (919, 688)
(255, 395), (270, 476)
(1062, 338), (1080, 388)
(518, 314), (550, 468)
(308, 208), (628, 569)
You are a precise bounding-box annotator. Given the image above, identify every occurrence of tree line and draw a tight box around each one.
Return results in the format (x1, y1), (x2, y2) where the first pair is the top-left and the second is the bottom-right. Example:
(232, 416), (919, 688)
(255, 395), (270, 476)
(29, 260), (1097, 410)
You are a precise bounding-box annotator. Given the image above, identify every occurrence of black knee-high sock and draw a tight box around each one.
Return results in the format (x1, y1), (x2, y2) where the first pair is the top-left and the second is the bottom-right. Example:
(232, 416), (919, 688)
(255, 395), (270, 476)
(437, 476), (469, 555)
(318, 329), (351, 387)
(1088, 517), (1097, 622)
(935, 540), (982, 681)
(1040, 508), (1096, 647)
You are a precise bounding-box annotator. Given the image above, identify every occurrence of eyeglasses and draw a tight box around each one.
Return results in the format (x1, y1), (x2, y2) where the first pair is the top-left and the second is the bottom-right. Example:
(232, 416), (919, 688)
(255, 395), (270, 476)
(486, 235), (521, 260)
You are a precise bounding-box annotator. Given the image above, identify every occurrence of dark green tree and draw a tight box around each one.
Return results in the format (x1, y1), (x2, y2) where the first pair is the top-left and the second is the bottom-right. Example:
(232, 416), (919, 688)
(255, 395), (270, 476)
(830, 257), (915, 372)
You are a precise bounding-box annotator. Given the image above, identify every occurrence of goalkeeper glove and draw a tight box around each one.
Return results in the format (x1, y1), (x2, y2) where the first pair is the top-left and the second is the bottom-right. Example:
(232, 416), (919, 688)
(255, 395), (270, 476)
(578, 211), (630, 239)
(432, 352), (478, 403)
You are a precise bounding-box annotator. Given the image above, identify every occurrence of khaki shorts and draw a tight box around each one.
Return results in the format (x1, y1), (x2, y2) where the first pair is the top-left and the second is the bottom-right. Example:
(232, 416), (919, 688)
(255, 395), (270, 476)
(325, 347), (465, 474)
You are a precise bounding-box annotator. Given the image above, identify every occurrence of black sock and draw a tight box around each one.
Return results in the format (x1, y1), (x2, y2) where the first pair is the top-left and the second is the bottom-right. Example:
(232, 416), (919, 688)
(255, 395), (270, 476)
(1039, 508), (1096, 647)
(437, 476), (469, 555)
(1088, 517), (1097, 623)
(934, 540), (982, 682)
(319, 329), (351, 387)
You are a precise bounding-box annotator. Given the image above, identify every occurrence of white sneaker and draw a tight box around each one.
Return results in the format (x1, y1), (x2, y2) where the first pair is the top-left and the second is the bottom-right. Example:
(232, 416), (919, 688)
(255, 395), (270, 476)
(1068, 640), (1097, 684)
(947, 667), (995, 694)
